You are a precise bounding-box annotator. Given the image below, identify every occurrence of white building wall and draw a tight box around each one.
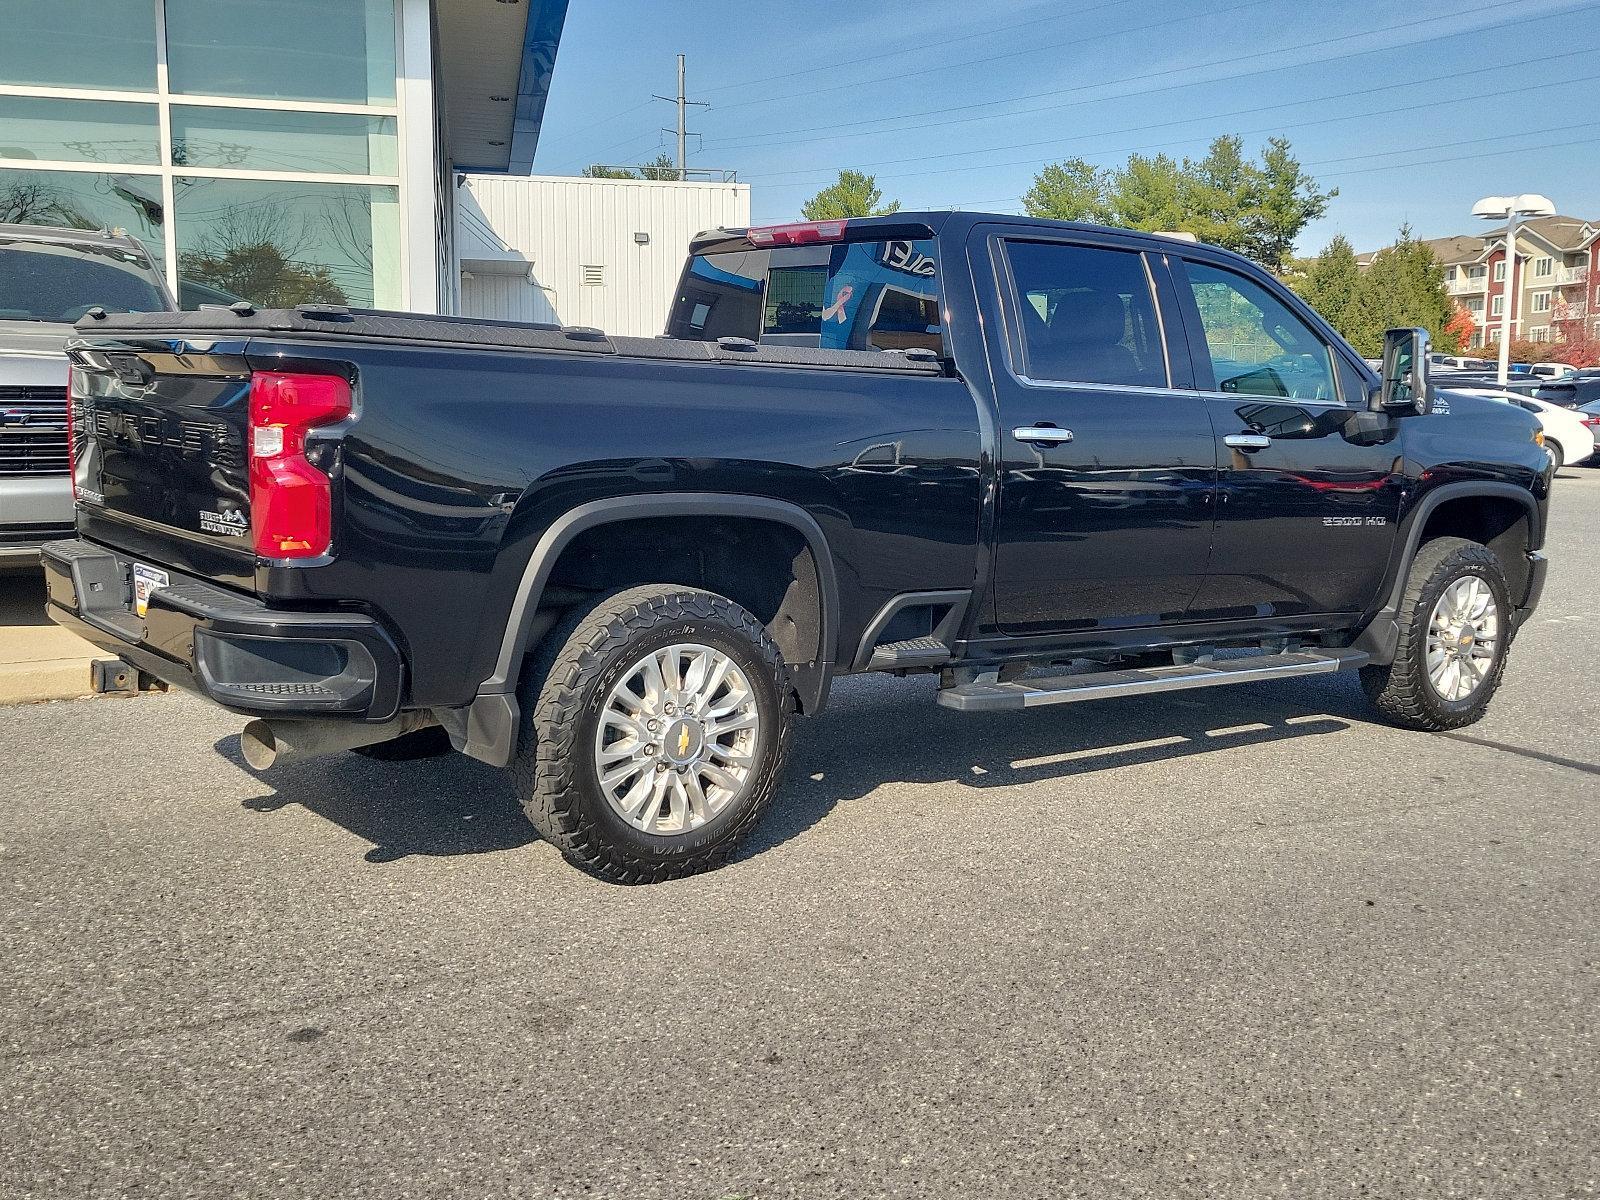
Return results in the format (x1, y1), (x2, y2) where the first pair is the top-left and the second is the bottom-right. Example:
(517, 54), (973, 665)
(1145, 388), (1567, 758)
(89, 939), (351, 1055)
(397, 0), (441, 313)
(456, 174), (751, 334)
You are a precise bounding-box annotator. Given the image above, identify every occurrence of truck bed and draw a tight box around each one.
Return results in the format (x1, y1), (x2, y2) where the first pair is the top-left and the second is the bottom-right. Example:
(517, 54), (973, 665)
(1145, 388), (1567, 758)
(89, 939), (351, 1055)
(77, 306), (947, 375)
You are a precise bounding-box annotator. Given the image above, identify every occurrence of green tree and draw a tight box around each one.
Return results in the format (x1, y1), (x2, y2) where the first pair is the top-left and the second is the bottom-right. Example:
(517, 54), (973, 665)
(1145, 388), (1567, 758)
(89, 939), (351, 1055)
(1108, 154), (1185, 232)
(637, 153), (682, 181)
(1337, 225), (1457, 358)
(1021, 158), (1110, 223)
(800, 169), (900, 220)
(1179, 135), (1253, 252)
(1022, 136), (1334, 272)
(580, 164), (640, 179)
(1249, 137), (1335, 274)
(1291, 234), (1362, 332)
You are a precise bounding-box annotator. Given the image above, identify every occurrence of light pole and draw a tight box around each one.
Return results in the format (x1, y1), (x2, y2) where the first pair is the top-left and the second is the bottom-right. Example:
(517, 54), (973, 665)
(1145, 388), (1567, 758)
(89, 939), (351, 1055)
(1472, 193), (1555, 386)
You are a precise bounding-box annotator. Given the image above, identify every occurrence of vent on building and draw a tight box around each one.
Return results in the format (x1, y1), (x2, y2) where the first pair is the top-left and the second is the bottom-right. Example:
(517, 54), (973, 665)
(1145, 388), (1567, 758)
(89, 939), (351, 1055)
(580, 264), (605, 286)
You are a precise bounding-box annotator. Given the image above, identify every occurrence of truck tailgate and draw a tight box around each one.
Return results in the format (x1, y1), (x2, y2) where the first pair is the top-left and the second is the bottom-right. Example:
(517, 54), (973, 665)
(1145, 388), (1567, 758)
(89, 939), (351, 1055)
(70, 343), (257, 582)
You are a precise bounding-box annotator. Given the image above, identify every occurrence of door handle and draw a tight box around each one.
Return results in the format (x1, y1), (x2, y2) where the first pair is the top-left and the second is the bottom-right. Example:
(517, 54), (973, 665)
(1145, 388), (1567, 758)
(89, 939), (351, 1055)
(1223, 433), (1272, 451)
(1013, 426), (1074, 446)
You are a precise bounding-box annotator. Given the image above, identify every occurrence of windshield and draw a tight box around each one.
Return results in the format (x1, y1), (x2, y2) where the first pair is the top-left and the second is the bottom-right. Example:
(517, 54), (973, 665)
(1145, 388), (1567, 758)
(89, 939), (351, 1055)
(0, 238), (168, 322)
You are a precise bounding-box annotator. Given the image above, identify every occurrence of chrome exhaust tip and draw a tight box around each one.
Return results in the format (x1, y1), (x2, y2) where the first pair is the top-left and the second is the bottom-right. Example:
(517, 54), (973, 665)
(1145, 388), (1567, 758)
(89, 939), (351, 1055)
(239, 712), (441, 770)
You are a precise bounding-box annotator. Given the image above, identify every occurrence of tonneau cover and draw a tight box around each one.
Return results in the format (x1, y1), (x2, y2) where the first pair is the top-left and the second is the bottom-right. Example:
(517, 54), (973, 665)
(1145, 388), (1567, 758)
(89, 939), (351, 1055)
(75, 306), (946, 375)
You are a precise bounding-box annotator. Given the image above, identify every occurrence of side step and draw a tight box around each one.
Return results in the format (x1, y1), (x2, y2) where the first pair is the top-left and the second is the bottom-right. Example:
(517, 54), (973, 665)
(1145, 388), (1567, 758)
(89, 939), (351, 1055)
(867, 636), (952, 671)
(936, 649), (1369, 713)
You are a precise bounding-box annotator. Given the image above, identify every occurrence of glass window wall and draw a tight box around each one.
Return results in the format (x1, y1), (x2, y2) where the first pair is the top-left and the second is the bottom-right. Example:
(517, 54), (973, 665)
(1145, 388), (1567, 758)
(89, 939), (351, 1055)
(1, 1), (158, 92)
(0, 96), (160, 166)
(166, 0), (397, 106)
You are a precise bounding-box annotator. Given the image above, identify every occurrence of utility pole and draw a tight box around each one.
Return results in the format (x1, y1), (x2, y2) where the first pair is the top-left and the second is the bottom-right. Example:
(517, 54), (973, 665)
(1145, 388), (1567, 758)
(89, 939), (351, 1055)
(654, 54), (708, 180)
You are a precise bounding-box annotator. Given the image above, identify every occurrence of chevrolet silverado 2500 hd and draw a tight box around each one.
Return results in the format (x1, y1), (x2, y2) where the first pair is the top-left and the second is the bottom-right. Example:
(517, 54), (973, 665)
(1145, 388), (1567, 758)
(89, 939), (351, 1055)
(44, 213), (1551, 881)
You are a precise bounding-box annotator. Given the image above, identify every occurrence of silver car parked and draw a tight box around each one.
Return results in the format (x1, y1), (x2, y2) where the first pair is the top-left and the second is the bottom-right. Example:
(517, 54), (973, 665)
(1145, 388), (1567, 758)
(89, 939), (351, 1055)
(0, 223), (174, 569)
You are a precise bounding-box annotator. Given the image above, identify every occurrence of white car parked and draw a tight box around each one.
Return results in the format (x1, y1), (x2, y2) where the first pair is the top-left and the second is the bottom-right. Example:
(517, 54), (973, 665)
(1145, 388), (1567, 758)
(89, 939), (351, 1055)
(1528, 362), (1576, 381)
(1446, 388), (1595, 471)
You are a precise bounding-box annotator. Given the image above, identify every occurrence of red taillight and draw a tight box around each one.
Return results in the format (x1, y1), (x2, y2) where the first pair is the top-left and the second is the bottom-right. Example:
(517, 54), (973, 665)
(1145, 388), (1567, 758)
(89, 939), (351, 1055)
(65, 364), (77, 496)
(248, 371), (352, 559)
(746, 220), (847, 246)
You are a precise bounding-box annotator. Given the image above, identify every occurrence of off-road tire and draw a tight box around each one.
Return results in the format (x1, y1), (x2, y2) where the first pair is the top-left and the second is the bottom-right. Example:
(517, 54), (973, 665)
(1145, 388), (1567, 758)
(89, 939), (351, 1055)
(511, 585), (793, 883)
(1360, 536), (1511, 731)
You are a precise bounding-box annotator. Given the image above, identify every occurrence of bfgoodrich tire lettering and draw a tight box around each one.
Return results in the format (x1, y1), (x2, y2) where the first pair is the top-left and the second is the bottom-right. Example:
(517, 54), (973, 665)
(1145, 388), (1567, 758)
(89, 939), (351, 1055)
(1360, 536), (1512, 731)
(511, 585), (793, 883)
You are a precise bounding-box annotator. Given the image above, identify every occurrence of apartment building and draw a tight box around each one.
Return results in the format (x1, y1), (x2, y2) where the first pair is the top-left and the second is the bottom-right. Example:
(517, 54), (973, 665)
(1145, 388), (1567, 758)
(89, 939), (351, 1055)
(1430, 217), (1597, 348)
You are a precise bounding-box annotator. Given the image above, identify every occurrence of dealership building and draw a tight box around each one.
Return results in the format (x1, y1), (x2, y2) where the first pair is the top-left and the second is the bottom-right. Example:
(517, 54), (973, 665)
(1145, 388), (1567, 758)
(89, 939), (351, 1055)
(0, 0), (580, 314)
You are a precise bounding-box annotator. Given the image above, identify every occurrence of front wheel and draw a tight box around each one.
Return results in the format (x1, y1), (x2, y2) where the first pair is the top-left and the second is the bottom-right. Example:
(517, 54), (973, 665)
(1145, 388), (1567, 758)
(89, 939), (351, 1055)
(511, 585), (793, 883)
(1360, 536), (1512, 731)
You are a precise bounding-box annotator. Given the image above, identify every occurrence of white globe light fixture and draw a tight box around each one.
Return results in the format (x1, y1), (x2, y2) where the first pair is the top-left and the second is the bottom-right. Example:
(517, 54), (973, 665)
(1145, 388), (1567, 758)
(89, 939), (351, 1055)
(1474, 193), (1557, 385)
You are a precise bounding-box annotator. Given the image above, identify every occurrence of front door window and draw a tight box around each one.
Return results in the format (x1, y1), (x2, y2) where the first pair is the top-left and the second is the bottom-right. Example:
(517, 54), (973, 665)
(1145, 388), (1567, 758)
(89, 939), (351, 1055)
(1184, 262), (1340, 403)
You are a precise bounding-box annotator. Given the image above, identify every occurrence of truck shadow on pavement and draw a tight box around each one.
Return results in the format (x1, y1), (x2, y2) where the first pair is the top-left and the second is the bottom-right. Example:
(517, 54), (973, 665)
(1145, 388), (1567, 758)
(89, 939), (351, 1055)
(738, 671), (1365, 862)
(221, 671), (1366, 868)
(222, 739), (534, 863)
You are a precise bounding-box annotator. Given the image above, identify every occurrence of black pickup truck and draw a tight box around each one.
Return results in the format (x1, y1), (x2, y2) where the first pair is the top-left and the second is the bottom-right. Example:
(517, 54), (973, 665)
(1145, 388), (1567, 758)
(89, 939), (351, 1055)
(45, 212), (1551, 882)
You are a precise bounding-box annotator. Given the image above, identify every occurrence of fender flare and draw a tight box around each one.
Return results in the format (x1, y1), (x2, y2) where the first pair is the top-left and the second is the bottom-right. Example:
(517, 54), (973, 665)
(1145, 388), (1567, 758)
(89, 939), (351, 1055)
(477, 493), (840, 697)
(1380, 481), (1541, 614)
(1354, 480), (1541, 663)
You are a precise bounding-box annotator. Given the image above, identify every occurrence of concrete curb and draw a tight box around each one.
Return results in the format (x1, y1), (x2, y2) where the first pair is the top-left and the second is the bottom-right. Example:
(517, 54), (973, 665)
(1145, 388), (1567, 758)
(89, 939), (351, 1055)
(0, 658), (97, 705)
(2, 575), (103, 706)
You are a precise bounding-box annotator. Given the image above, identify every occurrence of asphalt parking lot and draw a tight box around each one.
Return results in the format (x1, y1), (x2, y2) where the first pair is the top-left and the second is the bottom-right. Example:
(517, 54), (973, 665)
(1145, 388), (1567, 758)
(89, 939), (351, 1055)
(3, 474), (1597, 1200)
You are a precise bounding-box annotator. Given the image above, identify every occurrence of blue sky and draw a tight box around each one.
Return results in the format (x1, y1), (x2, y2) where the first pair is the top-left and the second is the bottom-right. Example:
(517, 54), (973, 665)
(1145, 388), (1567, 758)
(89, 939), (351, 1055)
(533, 0), (1600, 254)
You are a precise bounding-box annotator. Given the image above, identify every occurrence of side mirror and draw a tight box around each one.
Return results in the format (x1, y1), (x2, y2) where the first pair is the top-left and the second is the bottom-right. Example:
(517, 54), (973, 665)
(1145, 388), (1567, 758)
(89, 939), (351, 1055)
(1376, 327), (1432, 415)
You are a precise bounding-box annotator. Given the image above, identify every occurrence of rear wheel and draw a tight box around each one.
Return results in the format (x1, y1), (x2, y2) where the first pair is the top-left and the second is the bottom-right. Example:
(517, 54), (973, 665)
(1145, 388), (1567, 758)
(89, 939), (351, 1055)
(511, 585), (792, 883)
(1360, 536), (1511, 731)
(1546, 439), (1565, 473)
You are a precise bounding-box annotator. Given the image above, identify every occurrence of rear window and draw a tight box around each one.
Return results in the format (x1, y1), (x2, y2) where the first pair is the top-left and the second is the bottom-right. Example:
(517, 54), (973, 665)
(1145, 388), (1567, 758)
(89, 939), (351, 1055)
(667, 238), (944, 355)
(0, 238), (167, 322)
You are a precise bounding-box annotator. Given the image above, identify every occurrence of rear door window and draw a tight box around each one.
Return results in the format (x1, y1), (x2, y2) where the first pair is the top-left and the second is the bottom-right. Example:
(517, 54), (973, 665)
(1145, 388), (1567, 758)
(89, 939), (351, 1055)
(1002, 240), (1168, 388)
(668, 237), (944, 354)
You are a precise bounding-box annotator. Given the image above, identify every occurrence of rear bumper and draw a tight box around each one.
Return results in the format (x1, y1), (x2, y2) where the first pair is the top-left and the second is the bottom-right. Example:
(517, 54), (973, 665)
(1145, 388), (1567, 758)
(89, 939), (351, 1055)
(41, 538), (404, 720)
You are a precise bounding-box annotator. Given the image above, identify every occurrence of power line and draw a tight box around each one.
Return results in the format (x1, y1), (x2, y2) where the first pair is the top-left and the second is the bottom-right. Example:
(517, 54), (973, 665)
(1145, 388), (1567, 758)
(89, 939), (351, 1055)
(942, 127), (1600, 210)
(701, 0), (1577, 153)
(536, 0), (1148, 154)
(742, 43), (1593, 185)
(700, 0), (1281, 118)
(743, 54), (1600, 192)
(693, 0), (1136, 97)
(653, 54), (710, 175)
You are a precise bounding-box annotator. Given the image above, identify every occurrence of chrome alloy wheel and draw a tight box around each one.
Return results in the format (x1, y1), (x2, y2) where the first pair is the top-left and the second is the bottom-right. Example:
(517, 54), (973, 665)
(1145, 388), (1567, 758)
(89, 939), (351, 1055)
(593, 643), (761, 835)
(1425, 576), (1500, 702)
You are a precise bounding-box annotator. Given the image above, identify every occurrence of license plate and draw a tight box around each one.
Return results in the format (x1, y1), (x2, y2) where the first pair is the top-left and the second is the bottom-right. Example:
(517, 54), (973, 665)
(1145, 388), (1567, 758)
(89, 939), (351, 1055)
(132, 563), (169, 618)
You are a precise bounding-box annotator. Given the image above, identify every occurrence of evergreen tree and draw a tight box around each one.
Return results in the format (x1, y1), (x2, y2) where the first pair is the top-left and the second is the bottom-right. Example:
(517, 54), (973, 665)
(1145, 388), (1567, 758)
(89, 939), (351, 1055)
(1339, 226), (1457, 358)
(1292, 234), (1361, 332)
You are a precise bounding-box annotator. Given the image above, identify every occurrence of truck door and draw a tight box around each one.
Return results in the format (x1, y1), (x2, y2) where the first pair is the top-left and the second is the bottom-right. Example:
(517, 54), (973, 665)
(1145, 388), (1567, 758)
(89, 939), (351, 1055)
(982, 232), (1217, 637)
(1166, 255), (1401, 619)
